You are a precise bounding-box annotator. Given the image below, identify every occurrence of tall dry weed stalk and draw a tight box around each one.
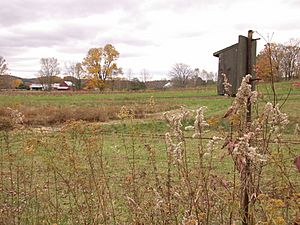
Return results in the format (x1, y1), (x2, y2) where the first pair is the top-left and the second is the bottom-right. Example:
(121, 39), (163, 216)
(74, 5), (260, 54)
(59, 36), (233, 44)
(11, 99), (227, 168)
(222, 74), (299, 224)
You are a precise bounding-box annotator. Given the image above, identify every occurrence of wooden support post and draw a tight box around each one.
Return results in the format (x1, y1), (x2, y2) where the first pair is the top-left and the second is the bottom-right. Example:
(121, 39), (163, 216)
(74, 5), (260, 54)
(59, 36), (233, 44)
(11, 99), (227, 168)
(242, 30), (254, 225)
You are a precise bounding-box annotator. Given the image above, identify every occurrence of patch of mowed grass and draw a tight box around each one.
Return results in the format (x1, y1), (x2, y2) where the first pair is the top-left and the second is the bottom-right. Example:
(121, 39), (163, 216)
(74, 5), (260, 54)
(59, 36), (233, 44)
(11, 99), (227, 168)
(0, 86), (217, 107)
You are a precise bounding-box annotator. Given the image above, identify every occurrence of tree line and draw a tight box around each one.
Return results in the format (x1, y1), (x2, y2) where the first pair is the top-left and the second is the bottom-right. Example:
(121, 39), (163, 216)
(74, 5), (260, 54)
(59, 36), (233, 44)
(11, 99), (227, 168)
(0, 43), (216, 91)
(256, 38), (300, 81)
(1, 38), (299, 91)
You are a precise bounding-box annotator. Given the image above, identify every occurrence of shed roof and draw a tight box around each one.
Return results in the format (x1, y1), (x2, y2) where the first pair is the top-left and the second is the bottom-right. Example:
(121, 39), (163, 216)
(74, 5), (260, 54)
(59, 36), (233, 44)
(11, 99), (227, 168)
(63, 81), (74, 86)
(213, 43), (238, 57)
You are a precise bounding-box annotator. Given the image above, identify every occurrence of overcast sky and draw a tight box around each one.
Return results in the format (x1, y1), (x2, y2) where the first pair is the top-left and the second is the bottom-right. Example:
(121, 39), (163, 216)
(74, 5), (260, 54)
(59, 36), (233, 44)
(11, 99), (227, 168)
(1, 0), (299, 79)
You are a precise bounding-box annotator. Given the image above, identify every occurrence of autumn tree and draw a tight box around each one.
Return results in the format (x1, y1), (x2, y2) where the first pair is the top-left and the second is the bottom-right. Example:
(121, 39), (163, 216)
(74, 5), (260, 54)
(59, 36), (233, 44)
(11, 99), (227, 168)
(82, 44), (120, 91)
(0, 56), (8, 75)
(11, 79), (23, 89)
(169, 63), (193, 88)
(0, 76), (24, 89)
(38, 57), (60, 90)
(65, 62), (85, 90)
(256, 39), (300, 81)
(256, 43), (281, 82)
(280, 39), (300, 80)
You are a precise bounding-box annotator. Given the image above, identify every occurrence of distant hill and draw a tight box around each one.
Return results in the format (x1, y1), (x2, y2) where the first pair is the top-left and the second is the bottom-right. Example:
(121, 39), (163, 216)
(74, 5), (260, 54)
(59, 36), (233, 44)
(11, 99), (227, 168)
(0, 74), (22, 80)
(22, 77), (37, 84)
(0, 74), (44, 89)
(0, 74), (37, 82)
(0, 74), (24, 89)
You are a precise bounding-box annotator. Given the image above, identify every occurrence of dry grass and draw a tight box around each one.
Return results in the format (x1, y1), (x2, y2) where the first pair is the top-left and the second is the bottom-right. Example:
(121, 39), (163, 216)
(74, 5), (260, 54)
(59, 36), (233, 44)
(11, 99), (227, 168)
(0, 104), (169, 126)
(0, 103), (299, 224)
(0, 82), (299, 224)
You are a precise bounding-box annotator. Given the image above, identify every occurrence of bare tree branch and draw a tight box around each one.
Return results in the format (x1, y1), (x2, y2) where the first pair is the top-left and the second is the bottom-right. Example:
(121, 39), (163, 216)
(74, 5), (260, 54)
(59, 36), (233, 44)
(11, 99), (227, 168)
(0, 56), (8, 75)
(169, 63), (193, 88)
(38, 57), (60, 90)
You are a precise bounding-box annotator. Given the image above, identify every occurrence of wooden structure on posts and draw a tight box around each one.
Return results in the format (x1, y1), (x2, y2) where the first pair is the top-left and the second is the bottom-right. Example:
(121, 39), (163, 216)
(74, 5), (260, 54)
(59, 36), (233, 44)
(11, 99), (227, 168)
(213, 32), (257, 96)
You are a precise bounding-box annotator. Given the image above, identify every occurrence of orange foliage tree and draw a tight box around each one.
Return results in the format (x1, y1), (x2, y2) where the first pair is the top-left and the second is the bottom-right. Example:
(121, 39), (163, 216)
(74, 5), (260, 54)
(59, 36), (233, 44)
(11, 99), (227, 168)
(255, 43), (281, 82)
(82, 44), (120, 91)
(11, 79), (23, 89)
(256, 39), (300, 81)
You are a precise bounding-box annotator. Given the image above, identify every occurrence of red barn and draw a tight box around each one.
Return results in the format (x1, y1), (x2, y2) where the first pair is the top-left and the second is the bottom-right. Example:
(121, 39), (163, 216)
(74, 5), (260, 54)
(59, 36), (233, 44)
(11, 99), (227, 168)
(57, 81), (74, 90)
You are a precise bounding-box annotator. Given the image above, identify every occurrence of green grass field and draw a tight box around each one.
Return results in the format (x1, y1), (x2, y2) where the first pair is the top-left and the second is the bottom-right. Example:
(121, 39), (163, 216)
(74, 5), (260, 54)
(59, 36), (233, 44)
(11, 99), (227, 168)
(0, 81), (299, 127)
(0, 81), (300, 224)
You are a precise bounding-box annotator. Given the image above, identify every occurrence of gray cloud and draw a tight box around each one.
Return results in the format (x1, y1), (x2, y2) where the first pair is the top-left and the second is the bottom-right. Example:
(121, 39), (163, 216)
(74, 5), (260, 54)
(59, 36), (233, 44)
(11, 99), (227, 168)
(0, 0), (140, 26)
(0, 0), (231, 51)
(6, 56), (39, 75)
(273, 21), (300, 32)
(234, 23), (253, 31)
(55, 44), (89, 55)
(1, 32), (65, 48)
(0, 20), (108, 50)
(145, 0), (238, 12)
(0, 0), (155, 54)
(175, 30), (205, 39)
(289, 0), (300, 6)
(120, 52), (144, 58)
(0, 46), (27, 58)
(102, 34), (157, 47)
(234, 21), (300, 35)
(1, 0), (298, 78)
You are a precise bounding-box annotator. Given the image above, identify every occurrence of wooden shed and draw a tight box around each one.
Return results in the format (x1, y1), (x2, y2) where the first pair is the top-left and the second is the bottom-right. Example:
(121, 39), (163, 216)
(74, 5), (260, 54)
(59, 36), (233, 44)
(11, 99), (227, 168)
(213, 35), (257, 96)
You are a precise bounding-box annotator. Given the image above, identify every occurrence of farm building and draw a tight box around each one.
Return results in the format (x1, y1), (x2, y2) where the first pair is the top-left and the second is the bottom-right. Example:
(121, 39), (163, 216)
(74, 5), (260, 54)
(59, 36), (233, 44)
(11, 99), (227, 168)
(163, 82), (172, 89)
(29, 83), (44, 90)
(52, 83), (60, 89)
(29, 81), (75, 91)
(57, 81), (75, 90)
